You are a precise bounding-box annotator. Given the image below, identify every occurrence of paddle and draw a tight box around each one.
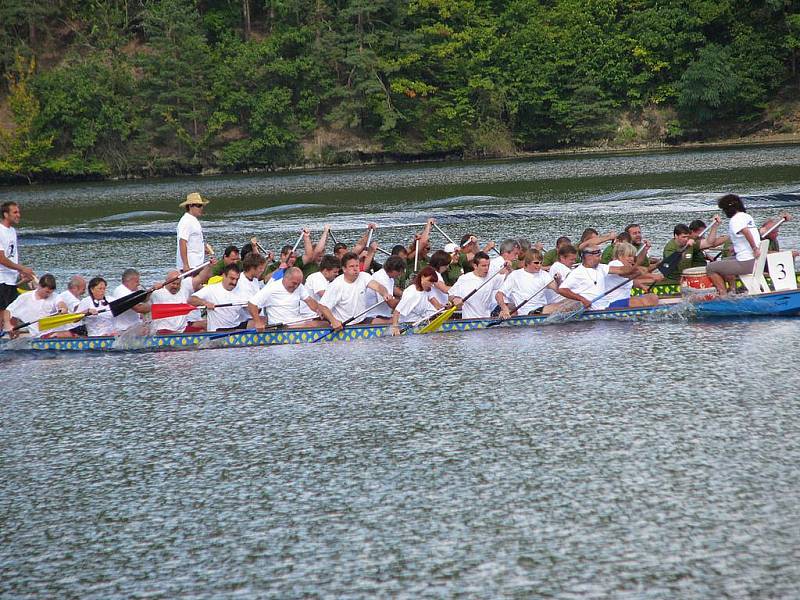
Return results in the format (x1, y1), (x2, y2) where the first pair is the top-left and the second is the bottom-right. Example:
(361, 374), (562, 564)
(0, 311), (89, 338)
(207, 316), (321, 340)
(485, 279), (554, 328)
(108, 261), (211, 317)
(311, 299), (386, 344)
(418, 268), (504, 334)
(150, 301), (245, 320)
(552, 250), (684, 322)
(291, 231), (304, 254)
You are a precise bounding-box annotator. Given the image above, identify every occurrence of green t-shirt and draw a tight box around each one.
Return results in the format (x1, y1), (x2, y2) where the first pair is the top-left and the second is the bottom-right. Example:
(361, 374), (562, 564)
(600, 244), (614, 264)
(542, 248), (558, 267)
(443, 263), (463, 286)
(211, 259), (243, 277)
(459, 253), (474, 274)
(661, 239), (706, 284)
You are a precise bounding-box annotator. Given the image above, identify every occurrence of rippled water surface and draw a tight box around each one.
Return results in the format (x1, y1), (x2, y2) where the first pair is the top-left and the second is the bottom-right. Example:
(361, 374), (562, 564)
(3, 146), (800, 598)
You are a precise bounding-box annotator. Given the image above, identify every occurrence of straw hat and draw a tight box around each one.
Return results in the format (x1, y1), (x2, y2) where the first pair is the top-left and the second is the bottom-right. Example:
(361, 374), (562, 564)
(179, 192), (210, 207)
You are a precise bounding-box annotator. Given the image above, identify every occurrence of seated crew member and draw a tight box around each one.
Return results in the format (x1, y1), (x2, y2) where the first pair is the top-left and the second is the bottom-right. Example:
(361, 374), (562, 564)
(623, 223), (653, 266)
(189, 263), (245, 332)
(428, 250), (454, 307)
(234, 252), (266, 324)
(211, 245), (241, 276)
(330, 223), (377, 262)
(110, 268), (150, 334)
(247, 266), (323, 330)
(448, 251), (498, 319)
(76, 277), (117, 337)
(363, 255), (406, 324)
(294, 225), (332, 277)
(604, 242), (661, 308)
(389, 266), (439, 335)
(707, 194), (761, 296)
(556, 245), (639, 310)
(542, 236), (572, 267)
(489, 239), (520, 277)
(660, 220), (722, 285)
(496, 250), (558, 319)
(317, 251), (392, 330)
(2, 273), (58, 339)
(53, 275), (87, 336)
(150, 261), (214, 334)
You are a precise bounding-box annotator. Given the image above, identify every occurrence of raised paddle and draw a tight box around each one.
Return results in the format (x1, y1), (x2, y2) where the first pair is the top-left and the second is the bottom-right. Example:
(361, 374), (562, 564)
(291, 231), (304, 254)
(109, 261), (211, 317)
(418, 267), (504, 334)
(311, 299), (386, 344)
(149, 301), (247, 320)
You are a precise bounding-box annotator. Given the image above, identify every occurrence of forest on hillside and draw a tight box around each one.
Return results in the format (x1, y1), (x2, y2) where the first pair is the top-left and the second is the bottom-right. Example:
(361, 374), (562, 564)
(1, 0), (800, 182)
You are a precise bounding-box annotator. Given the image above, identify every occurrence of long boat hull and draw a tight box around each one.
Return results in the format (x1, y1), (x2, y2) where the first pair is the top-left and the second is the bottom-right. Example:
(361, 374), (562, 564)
(4, 289), (799, 353)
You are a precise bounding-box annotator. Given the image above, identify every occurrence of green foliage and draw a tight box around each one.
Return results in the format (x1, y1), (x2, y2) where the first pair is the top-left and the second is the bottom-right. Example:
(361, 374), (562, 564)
(0, 0), (798, 180)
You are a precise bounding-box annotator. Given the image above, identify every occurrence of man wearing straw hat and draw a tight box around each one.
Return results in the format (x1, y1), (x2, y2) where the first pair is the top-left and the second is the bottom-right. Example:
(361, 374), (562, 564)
(177, 192), (209, 272)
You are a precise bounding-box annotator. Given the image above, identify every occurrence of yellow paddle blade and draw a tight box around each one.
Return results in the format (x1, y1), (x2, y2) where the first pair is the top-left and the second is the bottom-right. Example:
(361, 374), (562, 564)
(418, 305), (458, 334)
(38, 312), (87, 332)
(207, 275), (223, 285)
(17, 287), (28, 295)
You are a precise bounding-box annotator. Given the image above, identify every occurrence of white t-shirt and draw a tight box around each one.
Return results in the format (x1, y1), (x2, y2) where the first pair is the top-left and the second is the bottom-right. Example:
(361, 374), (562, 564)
(320, 272), (372, 323)
(250, 278), (311, 324)
(448, 271), (498, 319)
(546, 261), (572, 303)
(0, 223), (19, 285)
(110, 283), (144, 332)
(176, 212), (205, 269)
(498, 269), (554, 312)
(430, 271), (450, 307)
(395, 285), (436, 322)
(561, 264), (610, 307)
(602, 260), (633, 308)
(729, 211), (760, 261)
(191, 283), (243, 331)
(488, 255), (507, 278)
(364, 269), (394, 318)
(76, 296), (116, 337)
(298, 272), (329, 319)
(55, 289), (82, 313)
(234, 273), (263, 322)
(151, 278), (194, 332)
(7, 291), (57, 337)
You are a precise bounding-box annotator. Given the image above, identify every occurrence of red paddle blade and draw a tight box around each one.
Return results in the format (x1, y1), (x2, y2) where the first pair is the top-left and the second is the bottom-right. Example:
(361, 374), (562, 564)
(151, 303), (195, 319)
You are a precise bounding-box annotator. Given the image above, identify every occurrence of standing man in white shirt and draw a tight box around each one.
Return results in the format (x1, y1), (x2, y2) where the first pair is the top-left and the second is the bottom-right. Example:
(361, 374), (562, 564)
(177, 192), (209, 272)
(0, 201), (35, 328)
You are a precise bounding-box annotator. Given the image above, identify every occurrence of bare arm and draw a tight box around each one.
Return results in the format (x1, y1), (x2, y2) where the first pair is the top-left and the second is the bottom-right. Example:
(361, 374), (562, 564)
(312, 226), (330, 262)
(578, 231), (616, 251)
(0, 251), (33, 279)
(352, 224), (376, 255)
(557, 286), (591, 308)
(179, 239), (190, 272)
(191, 261), (215, 290)
(742, 227), (761, 257)
(316, 304), (342, 330)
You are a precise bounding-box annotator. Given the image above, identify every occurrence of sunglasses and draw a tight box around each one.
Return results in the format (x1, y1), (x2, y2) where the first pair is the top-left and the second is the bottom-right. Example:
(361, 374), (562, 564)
(530, 261), (542, 265)
(584, 250), (602, 256)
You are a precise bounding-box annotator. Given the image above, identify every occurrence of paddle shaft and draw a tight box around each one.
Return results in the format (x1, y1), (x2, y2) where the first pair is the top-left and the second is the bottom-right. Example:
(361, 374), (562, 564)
(418, 267), (504, 329)
(291, 231), (304, 253)
(312, 299), (387, 343)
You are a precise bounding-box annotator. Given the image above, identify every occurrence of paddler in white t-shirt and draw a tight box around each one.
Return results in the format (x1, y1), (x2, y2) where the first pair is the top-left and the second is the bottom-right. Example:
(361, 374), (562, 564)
(496, 250), (559, 318)
(150, 263), (214, 334)
(317, 252), (392, 329)
(110, 268), (152, 334)
(556, 245), (639, 310)
(2, 274), (58, 339)
(488, 239), (520, 278)
(176, 192), (209, 272)
(247, 267), (324, 330)
(448, 251), (499, 319)
(189, 264), (245, 332)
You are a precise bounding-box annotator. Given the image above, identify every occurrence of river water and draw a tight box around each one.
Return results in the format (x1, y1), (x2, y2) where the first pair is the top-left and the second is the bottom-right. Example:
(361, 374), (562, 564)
(2, 146), (800, 598)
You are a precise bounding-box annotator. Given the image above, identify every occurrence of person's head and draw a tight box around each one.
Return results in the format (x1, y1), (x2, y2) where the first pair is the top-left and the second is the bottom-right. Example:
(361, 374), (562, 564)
(182, 192), (208, 216)
(615, 231), (631, 245)
(718, 193), (745, 218)
(121, 268), (140, 290)
(279, 244), (297, 265)
(472, 251), (491, 277)
(459, 233), (478, 252)
(612, 241), (637, 266)
(281, 266), (304, 293)
(499, 238), (520, 260)
(428, 250), (451, 272)
(223, 245), (240, 265)
(558, 244), (578, 266)
(319, 254), (341, 281)
(581, 245), (603, 267)
(624, 223), (642, 245)
(67, 275), (86, 297)
(383, 255), (406, 279)
(390, 244), (408, 259)
(523, 249), (544, 273)
(689, 219), (706, 238)
(88, 277), (107, 300)
(1, 201), (20, 225)
(673, 223), (691, 247)
(555, 236), (572, 249)
(222, 263), (241, 290)
(240, 242), (255, 260)
(242, 252), (267, 277)
(579, 228), (599, 243)
(36, 274), (56, 299)
(341, 251), (360, 281)
(163, 270), (182, 293)
(414, 265), (437, 292)
(517, 239), (531, 254)
(333, 242), (349, 259)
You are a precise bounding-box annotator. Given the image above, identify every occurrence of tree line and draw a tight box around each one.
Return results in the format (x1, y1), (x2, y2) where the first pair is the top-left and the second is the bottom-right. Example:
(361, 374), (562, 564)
(1, 0), (799, 182)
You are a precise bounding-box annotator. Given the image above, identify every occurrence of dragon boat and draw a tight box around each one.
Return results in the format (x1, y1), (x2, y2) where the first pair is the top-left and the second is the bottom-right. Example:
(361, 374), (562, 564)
(4, 288), (800, 353)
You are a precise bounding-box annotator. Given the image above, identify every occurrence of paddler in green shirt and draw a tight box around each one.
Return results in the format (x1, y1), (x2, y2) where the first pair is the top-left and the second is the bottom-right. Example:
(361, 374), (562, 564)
(661, 218), (723, 284)
(600, 232), (630, 264)
(211, 245), (242, 277)
(542, 236), (572, 267)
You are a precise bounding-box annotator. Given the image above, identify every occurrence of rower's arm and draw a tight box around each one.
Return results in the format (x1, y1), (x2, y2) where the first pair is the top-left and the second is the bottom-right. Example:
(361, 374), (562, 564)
(557, 286), (590, 307)
(352, 224), (375, 255)
(191, 262), (214, 290)
(367, 280), (391, 301)
(362, 243), (378, 272)
(579, 231), (616, 250)
(608, 264), (639, 278)
(699, 218), (722, 249)
(317, 304), (342, 329)
(742, 227), (761, 256)
(189, 295), (213, 310)
(495, 290), (512, 318)
(312, 226), (330, 262)
(304, 297), (322, 315)
(247, 302), (266, 330)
